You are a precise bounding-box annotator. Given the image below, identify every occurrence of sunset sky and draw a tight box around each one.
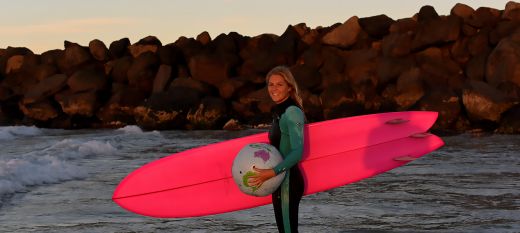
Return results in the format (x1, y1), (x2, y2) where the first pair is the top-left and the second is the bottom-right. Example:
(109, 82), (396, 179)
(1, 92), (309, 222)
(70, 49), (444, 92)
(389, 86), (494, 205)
(0, 0), (511, 53)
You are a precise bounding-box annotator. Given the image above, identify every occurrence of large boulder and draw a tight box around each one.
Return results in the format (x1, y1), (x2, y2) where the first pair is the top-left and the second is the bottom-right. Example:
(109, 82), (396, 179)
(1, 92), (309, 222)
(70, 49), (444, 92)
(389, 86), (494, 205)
(18, 100), (59, 121)
(152, 64), (173, 93)
(22, 74), (68, 104)
(109, 38), (130, 59)
(496, 104), (520, 133)
(358, 14), (394, 39)
(133, 87), (202, 129)
(415, 47), (463, 90)
(450, 3), (475, 19)
(57, 42), (92, 75)
(110, 56), (132, 83)
(393, 68), (425, 110)
(320, 82), (355, 110)
(128, 36), (162, 58)
(67, 68), (107, 93)
(188, 53), (230, 87)
(412, 15), (461, 50)
(55, 90), (100, 117)
(466, 7), (501, 28)
(322, 16), (361, 49)
(186, 97), (227, 129)
(89, 39), (109, 61)
(33, 64), (58, 81)
(96, 85), (147, 127)
(127, 52), (160, 94)
(462, 80), (515, 122)
(486, 31), (520, 87)
(415, 89), (462, 131)
(290, 63), (322, 91)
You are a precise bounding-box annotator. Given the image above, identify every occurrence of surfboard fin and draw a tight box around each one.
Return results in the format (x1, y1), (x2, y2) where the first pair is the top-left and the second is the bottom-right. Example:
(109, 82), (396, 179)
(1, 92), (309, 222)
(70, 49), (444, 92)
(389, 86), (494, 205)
(393, 156), (417, 162)
(410, 132), (432, 138)
(385, 118), (410, 125)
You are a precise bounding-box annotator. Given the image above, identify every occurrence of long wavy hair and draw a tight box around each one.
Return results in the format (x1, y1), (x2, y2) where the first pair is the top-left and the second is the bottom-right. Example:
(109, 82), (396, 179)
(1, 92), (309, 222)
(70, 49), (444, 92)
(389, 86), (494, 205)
(265, 66), (304, 110)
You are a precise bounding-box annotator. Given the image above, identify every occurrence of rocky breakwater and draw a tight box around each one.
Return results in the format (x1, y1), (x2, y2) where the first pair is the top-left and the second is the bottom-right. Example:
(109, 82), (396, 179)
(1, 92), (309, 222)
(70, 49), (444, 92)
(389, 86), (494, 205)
(1, 2), (520, 133)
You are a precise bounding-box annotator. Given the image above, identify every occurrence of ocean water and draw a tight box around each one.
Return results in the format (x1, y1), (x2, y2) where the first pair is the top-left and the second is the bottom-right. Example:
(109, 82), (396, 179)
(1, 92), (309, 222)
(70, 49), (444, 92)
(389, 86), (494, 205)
(0, 126), (518, 233)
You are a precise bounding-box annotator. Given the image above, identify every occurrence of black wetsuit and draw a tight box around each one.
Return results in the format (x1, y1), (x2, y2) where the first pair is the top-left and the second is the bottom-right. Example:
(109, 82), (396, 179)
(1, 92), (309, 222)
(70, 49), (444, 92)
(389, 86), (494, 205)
(269, 98), (305, 233)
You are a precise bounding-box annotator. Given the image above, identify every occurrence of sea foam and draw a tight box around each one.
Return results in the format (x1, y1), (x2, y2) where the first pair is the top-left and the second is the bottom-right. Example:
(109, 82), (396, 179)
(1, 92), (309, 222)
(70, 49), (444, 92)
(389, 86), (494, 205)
(0, 126), (42, 140)
(0, 138), (118, 198)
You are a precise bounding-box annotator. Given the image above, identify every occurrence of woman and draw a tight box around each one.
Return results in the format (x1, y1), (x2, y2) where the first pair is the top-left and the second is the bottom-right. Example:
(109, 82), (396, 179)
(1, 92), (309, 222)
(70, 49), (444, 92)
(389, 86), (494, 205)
(248, 66), (306, 233)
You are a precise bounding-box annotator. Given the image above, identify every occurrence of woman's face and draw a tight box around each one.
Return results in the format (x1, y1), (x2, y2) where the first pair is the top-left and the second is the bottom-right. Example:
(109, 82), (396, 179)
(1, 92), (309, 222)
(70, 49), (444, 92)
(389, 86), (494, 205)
(268, 74), (292, 104)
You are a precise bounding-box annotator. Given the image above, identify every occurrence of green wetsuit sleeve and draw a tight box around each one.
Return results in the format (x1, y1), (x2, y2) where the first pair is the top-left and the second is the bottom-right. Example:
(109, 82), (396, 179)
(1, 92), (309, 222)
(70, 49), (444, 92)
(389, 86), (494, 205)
(274, 106), (305, 175)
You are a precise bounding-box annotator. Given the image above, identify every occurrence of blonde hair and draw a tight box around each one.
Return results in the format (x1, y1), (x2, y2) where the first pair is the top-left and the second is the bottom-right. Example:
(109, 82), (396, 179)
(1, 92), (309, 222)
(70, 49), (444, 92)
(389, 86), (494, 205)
(266, 66), (304, 110)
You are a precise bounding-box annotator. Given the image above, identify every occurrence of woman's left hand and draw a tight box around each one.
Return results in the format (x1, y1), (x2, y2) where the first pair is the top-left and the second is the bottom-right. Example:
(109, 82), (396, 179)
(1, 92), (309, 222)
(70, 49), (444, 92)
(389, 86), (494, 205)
(247, 167), (276, 188)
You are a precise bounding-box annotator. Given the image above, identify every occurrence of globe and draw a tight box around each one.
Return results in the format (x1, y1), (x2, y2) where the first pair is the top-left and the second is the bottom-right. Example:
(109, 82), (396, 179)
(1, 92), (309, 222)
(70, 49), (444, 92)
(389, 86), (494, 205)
(231, 143), (286, 197)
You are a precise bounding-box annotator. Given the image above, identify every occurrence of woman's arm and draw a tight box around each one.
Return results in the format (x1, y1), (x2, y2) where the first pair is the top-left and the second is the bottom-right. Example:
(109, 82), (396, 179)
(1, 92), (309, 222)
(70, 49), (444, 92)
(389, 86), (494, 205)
(273, 106), (305, 175)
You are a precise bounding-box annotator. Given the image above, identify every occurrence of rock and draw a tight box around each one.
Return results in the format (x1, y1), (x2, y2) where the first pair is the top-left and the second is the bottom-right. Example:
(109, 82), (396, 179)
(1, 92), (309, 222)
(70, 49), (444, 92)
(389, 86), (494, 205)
(381, 31), (414, 57)
(67, 68), (107, 93)
(450, 37), (471, 64)
(188, 53), (230, 87)
(89, 39), (109, 61)
(468, 29), (491, 56)
(322, 16), (361, 48)
(462, 80), (515, 122)
(110, 56), (132, 83)
(466, 51), (490, 81)
(217, 79), (245, 99)
(290, 63), (322, 91)
(300, 44), (325, 69)
(133, 88), (202, 129)
(376, 56), (415, 86)
(96, 85), (147, 126)
(23, 74), (68, 104)
(223, 118), (243, 130)
(169, 76), (213, 94)
(55, 90), (100, 117)
(415, 89), (462, 131)
(57, 42), (92, 75)
(270, 25), (303, 66)
(451, 3), (475, 19)
(33, 64), (58, 81)
(197, 31), (212, 45)
(186, 97), (227, 129)
(5, 55), (24, 74)
(415, 47), (463, 90)
(137, 36), (162, 46)
(152, 64), (173, 93)
(109, 38), (130, 59)
(128, 43), (159, 58)
(490, 21), (520, 45)
(388, 18), (418, 33)
(486, 32), (520, 87)
(18, 100), (59, 121)
(345, 49), (378, 85)
(467, 7), (501, 28)
(40, 49), (62, 66)
(158, 44), (185, 66)
(412, 15), (461, 50)
(358, 14), (394, 38)
(496, 104), (520, 133)
(127, 52), (160, 94)
(503, 1), (520, 20)
(394, 68), (425, 110)
(319, 82), (355, 110)
(417, 5), (440, 22)
(174, 36), (204, 58)
(497, 81), (520, 101)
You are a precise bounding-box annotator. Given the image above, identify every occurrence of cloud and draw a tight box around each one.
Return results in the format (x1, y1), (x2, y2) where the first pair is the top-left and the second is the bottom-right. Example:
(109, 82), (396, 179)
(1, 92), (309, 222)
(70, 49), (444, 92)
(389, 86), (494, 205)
(0, 17), (137, 36)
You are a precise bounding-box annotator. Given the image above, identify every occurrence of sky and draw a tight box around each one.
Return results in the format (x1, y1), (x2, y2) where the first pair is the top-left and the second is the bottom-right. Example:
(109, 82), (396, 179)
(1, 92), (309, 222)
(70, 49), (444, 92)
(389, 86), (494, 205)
(0, 0), (512, 54)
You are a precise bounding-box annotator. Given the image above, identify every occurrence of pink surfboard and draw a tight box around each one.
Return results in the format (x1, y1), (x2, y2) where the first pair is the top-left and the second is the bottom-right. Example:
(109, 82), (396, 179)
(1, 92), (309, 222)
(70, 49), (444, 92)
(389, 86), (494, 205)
(113, 111), (444, 218)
